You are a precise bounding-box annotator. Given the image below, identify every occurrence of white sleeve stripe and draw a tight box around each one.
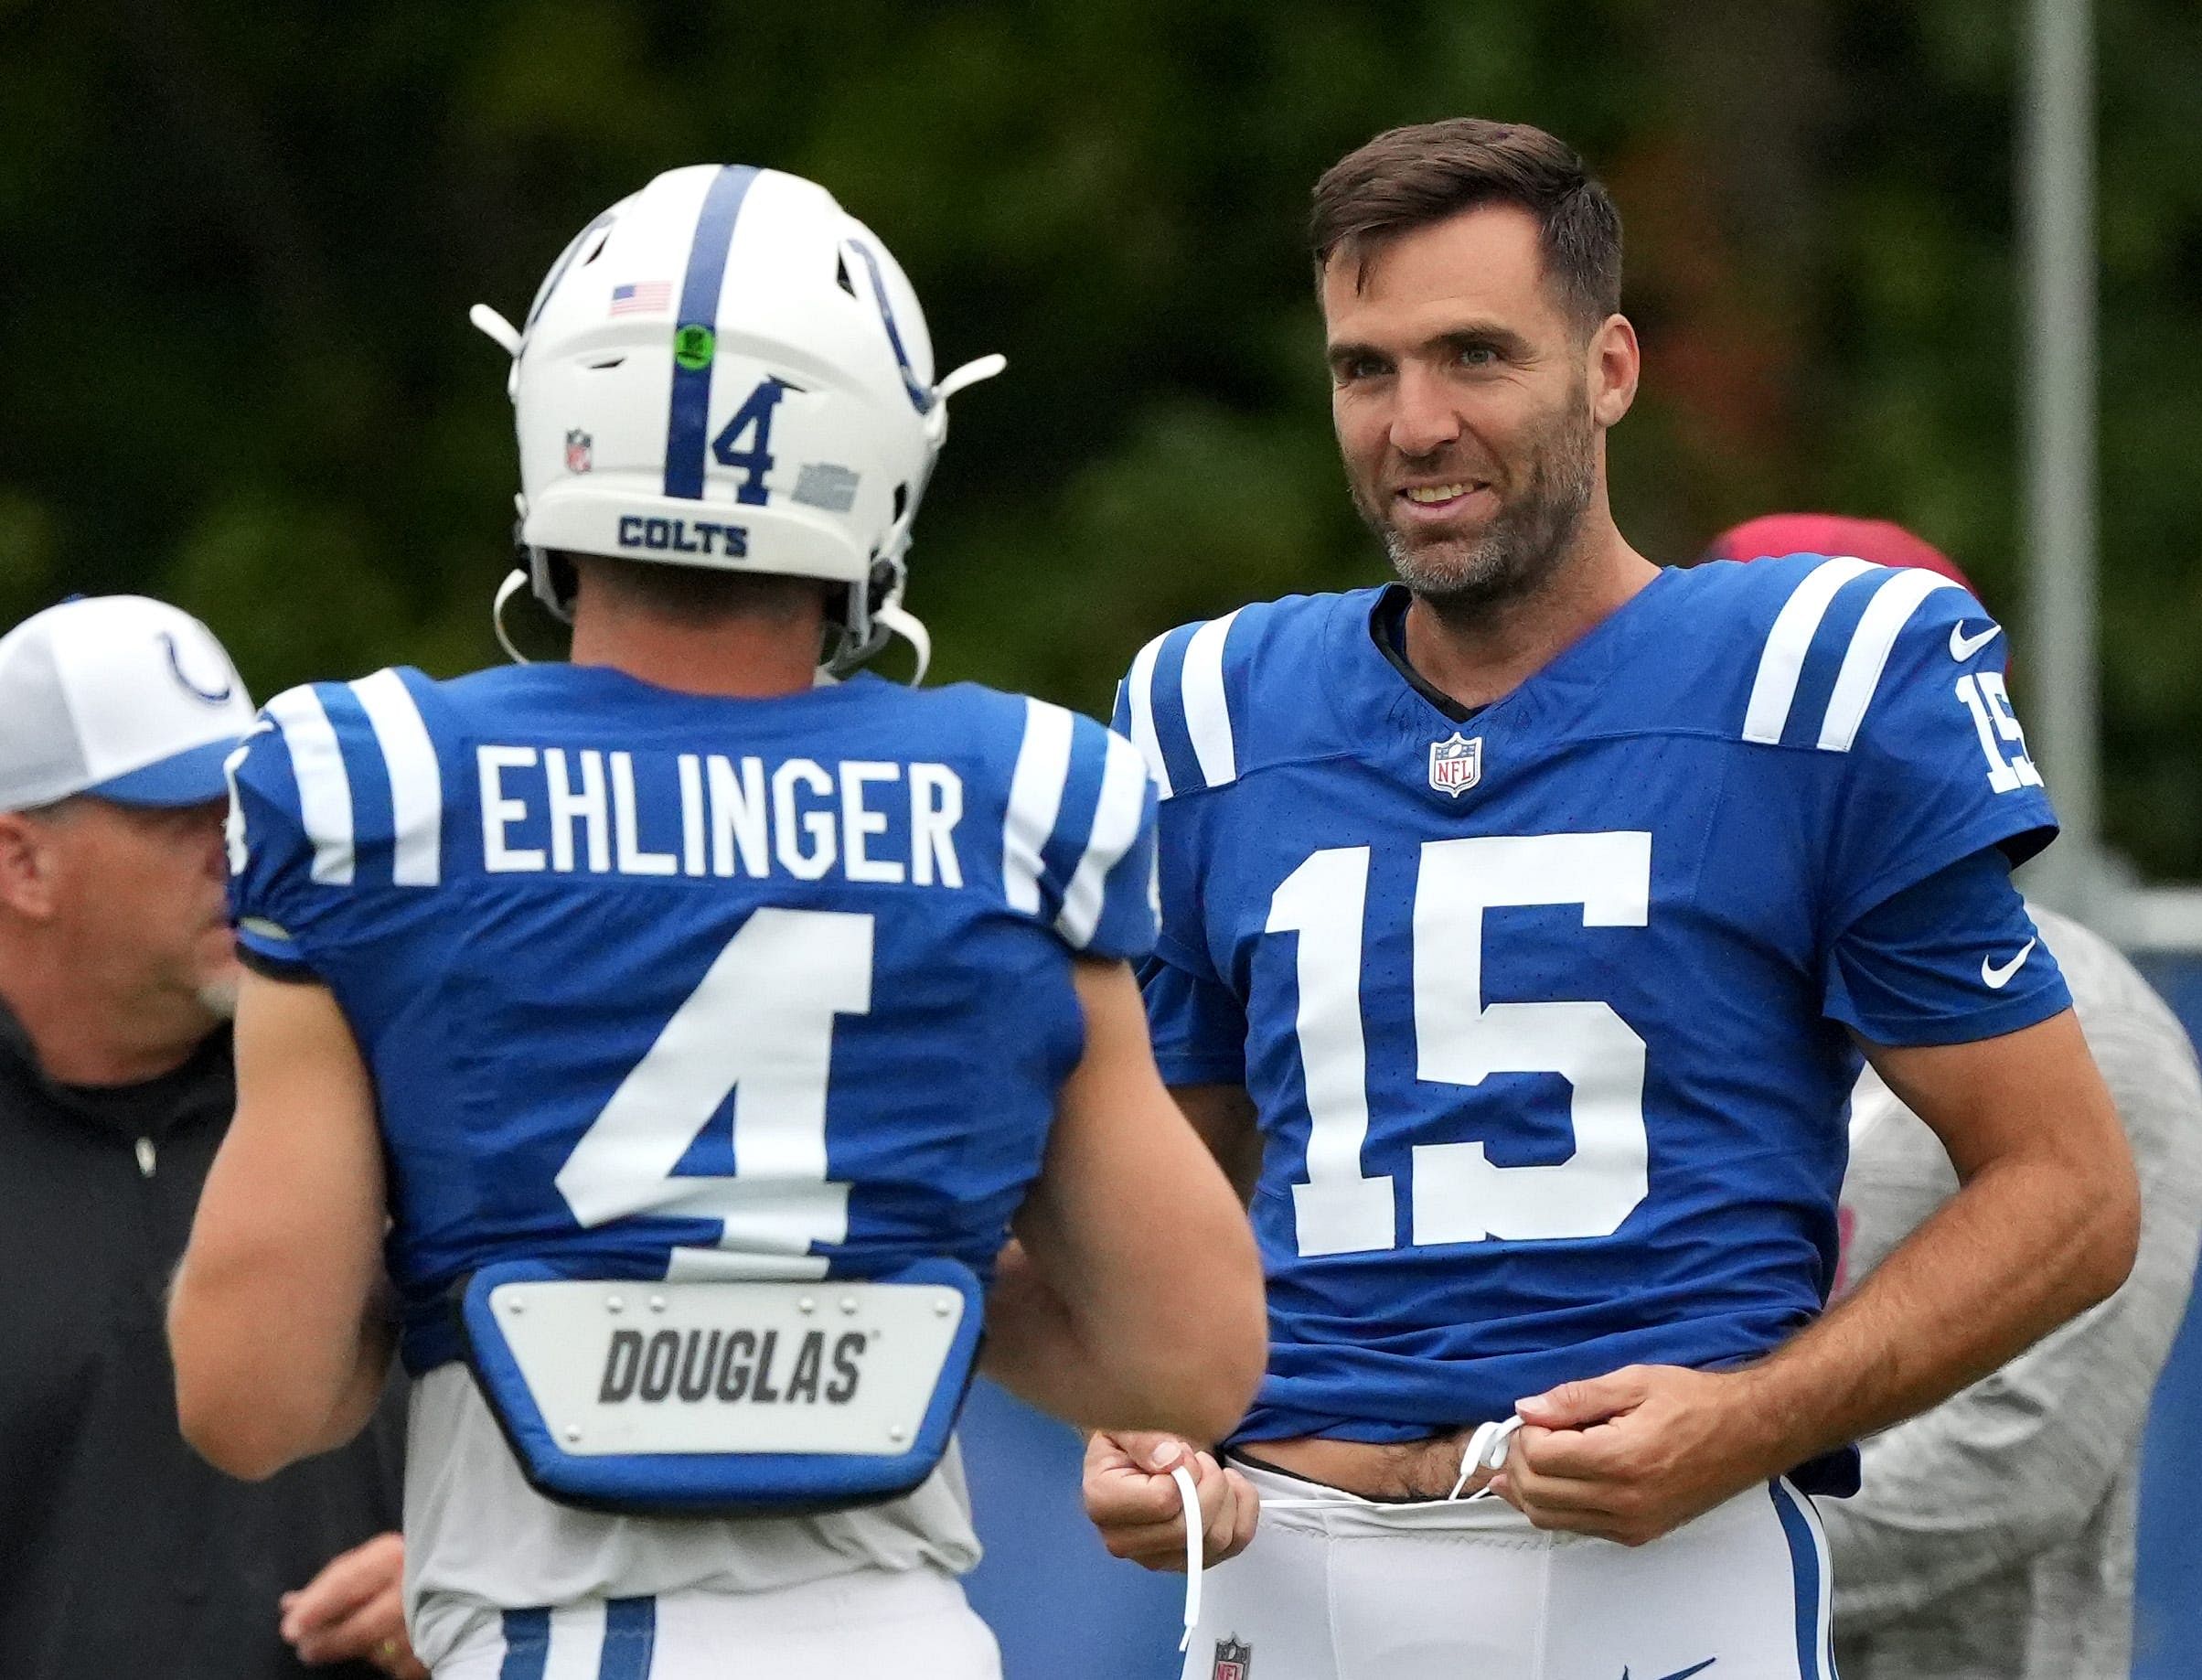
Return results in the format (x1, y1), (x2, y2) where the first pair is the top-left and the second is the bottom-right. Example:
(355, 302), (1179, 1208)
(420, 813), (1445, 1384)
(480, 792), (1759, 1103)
(263, 687), (355, 885)
(1816, 569), (1963, 752)
(350, 669), (443, 886)
(1057, 736), (1150, 948)
(220, 720), (272, 878)
(1179, 610), (1241, 789)
(1124, 631), (1175, 800)
(1741, 555), (1877, 744)
(1002, 698), (1076, 915)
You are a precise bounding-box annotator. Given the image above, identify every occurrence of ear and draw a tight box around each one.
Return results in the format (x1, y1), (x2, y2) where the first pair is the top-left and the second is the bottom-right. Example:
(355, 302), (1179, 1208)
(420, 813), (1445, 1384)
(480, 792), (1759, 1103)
(1588, 313), (1640, 429)
(0, 812), (61, 920)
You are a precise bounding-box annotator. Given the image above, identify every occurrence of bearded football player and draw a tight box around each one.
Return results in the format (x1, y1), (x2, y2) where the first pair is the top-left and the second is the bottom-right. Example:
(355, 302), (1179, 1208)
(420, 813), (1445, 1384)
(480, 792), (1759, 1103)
(1086, 117), (2137, 1680)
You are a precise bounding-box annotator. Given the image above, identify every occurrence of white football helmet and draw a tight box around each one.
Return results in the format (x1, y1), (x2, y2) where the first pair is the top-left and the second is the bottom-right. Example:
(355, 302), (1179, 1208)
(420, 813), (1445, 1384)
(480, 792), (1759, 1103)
(472, 164), (1002, 678)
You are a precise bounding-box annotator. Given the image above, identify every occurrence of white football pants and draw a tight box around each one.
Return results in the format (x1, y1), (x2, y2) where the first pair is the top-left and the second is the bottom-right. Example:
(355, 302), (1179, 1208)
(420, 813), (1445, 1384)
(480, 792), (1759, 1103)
(1181, 1461), (1836, 1680)
(433, 1567), (1000, 1679)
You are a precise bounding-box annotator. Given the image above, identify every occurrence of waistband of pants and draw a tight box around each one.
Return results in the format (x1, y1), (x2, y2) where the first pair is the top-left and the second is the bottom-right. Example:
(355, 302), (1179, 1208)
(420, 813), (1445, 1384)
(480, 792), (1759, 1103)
(1234, 1455), (1792, 1546)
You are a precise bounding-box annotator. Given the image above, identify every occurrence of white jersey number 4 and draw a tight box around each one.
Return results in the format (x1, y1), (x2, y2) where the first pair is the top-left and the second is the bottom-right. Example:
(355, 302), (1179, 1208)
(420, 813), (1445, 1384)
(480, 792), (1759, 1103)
(1268, 832), (1651, 1257)
(555, 907), (869, 1279)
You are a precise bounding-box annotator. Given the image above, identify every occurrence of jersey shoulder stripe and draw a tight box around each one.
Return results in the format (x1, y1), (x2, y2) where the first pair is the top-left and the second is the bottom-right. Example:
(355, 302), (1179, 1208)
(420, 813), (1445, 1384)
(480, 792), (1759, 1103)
(1056, 730), (1150, 948)
(1815, 567), (1962, 751)
(262, 684), (357, 884)
(350, 669), (444, 885)
(1120, 628), (1177, 797)
(996, 695), (1154, 950)
(1116, 610), (1245, 800)
(1738, 558), (1966, 753)
(254, 669), (448, 892)
(1179, 609), (1242, 789)
(1001, 697), (1076, 914)
(1740, 556), (1876, 745)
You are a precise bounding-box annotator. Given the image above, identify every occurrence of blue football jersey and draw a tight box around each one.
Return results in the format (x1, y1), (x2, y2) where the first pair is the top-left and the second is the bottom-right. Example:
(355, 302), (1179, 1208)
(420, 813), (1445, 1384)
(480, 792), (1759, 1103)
(226, 663), (1158, 1375)
(1114, 555), (2069, 1478)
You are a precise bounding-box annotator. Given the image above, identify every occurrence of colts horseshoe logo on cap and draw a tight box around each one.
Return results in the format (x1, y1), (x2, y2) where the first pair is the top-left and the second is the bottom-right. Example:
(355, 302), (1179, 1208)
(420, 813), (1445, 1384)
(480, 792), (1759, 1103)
(160, 631), (234, 705)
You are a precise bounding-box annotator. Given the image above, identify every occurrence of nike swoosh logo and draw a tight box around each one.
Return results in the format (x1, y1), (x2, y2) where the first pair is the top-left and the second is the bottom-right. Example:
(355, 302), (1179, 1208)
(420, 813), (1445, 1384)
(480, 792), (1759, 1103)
(1983, 938), (2037, 990)
(1950, 620), (2003, 660)
(1620, 1662), (1718, 1680)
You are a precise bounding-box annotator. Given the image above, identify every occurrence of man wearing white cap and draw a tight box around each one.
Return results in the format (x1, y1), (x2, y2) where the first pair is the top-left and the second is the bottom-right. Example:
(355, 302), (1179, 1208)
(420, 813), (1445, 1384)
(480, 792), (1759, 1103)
(0, 595), (415, 1679)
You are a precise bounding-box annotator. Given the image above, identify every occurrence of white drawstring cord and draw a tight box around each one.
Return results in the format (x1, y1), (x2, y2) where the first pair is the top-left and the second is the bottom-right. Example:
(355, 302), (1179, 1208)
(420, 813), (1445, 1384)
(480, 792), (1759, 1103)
(1170, 1463), (1202, 1651)
(1166, 1416), (1522, 1648)
(1448, 1414), (1523, 1501)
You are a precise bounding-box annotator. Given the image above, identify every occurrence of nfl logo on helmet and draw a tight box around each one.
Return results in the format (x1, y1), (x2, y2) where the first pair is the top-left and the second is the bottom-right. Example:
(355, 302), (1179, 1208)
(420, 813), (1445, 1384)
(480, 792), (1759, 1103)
(1427, 732), (1482, 797)
(1212, 1637), (1252, 1680)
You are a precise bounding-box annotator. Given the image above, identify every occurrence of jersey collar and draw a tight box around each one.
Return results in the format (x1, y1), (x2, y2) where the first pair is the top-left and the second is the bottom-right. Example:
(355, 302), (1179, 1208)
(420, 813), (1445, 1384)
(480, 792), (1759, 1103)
(1340, 568), (1682, 737)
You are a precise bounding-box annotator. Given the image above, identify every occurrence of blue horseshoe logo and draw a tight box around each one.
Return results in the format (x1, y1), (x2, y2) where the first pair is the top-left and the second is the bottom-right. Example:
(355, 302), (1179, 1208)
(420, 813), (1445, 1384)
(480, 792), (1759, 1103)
(161, 631), (234, 704)
(847, 238), (935, 416)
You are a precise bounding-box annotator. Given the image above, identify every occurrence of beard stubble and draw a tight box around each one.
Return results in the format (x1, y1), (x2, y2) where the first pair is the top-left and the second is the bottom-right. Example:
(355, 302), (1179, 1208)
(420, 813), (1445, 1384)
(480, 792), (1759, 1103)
(1357, 392), (1599, 618)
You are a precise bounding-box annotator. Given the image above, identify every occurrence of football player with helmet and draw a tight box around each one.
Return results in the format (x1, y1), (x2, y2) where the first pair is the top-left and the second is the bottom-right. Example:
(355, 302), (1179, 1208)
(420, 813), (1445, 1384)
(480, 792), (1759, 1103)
(1082, 119), (2138, 1679)
(169, 165), (1263, 1677)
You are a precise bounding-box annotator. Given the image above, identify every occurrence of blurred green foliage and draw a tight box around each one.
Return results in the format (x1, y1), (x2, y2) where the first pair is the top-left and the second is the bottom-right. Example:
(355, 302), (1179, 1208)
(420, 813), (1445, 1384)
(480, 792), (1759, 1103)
(1, 1), (2197, 871)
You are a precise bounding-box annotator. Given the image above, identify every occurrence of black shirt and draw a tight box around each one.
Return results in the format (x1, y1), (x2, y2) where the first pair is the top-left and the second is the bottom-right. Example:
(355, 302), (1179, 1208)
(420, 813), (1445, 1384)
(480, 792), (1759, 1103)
(0, 1001), (405, 1680)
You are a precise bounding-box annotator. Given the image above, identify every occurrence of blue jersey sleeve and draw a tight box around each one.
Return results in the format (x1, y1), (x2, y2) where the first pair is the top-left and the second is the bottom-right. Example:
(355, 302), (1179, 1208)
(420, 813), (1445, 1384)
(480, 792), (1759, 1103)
(1807, 574), (2063, 1043)
(999, 700), (1158, 963)
(1824, 579), (2057, 930)
(225, 689), (347, 979)
(1824, 845), (2071, 1045)
(1112, 643), (1249, 1085)
(225, 672), (451, 982)
(1141, 948), (1249, 1086)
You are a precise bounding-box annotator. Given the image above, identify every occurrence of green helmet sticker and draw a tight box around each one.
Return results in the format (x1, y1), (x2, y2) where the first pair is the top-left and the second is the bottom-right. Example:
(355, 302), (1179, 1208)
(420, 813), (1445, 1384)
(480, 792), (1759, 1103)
(673, 325), (716, 370)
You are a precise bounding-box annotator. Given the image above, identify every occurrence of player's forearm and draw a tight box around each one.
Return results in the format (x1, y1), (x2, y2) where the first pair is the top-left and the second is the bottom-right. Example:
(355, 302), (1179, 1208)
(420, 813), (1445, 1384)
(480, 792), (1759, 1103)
(307, 1311), (399, 1455)
(1730, 1146), (2137, 1476)
(982, 1239), (1249, 1439)
(170, 1257), (391, 1479)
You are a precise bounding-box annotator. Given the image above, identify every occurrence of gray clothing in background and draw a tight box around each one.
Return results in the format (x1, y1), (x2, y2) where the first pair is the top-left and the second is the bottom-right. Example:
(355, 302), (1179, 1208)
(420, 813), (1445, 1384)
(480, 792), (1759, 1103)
(1825, 905), (2202, 1680)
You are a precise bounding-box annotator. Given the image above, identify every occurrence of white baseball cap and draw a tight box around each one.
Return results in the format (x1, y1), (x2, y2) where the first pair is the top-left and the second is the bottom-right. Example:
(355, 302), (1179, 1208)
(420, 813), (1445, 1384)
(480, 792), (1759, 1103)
(0, 595), (256, 813)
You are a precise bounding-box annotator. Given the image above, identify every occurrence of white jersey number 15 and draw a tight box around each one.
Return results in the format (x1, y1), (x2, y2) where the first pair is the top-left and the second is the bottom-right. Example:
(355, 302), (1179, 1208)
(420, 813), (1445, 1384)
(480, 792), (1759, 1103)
(1268, 832), (1652, 1257)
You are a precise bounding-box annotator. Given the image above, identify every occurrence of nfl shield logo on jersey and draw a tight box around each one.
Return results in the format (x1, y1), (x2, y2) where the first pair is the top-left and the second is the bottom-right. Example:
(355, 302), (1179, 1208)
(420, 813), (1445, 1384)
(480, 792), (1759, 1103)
(1427, 732), (1482, 797)
(1212, 1637), (1252, 1680)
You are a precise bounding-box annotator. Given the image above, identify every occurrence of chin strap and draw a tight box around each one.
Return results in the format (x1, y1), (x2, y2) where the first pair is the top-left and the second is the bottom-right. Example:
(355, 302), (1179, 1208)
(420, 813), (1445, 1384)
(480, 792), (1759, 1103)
(874, 600), (931, 686)
(492, 568), (535, 665)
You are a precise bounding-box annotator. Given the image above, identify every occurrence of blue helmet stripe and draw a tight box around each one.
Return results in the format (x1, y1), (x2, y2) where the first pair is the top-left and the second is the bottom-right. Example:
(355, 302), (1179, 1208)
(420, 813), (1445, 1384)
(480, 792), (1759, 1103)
(663, 165), (760, 499)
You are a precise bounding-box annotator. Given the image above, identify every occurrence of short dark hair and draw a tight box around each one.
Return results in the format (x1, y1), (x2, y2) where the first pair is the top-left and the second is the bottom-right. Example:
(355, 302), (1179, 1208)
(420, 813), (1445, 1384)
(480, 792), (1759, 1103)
(1309, 118), (1622, 329)
(562, 551), (830, 626)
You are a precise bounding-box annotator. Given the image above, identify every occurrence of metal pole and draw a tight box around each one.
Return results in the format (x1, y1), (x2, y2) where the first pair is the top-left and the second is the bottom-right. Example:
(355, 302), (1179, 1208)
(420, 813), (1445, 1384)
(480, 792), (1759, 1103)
(2020, 0), (2100, 908)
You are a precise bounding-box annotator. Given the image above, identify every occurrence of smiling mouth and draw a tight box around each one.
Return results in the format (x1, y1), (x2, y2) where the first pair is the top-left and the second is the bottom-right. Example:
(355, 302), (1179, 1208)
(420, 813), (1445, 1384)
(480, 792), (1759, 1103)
(1395, 480), (1491, 512)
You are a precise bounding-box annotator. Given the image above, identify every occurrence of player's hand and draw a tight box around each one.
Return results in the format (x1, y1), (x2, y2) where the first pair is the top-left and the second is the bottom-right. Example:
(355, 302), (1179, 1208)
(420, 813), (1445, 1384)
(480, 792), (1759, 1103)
(279, 1532), (426, 1677)
(1083, 1430), (1259, 1571)
(1491, 1364), (1781, 1547)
